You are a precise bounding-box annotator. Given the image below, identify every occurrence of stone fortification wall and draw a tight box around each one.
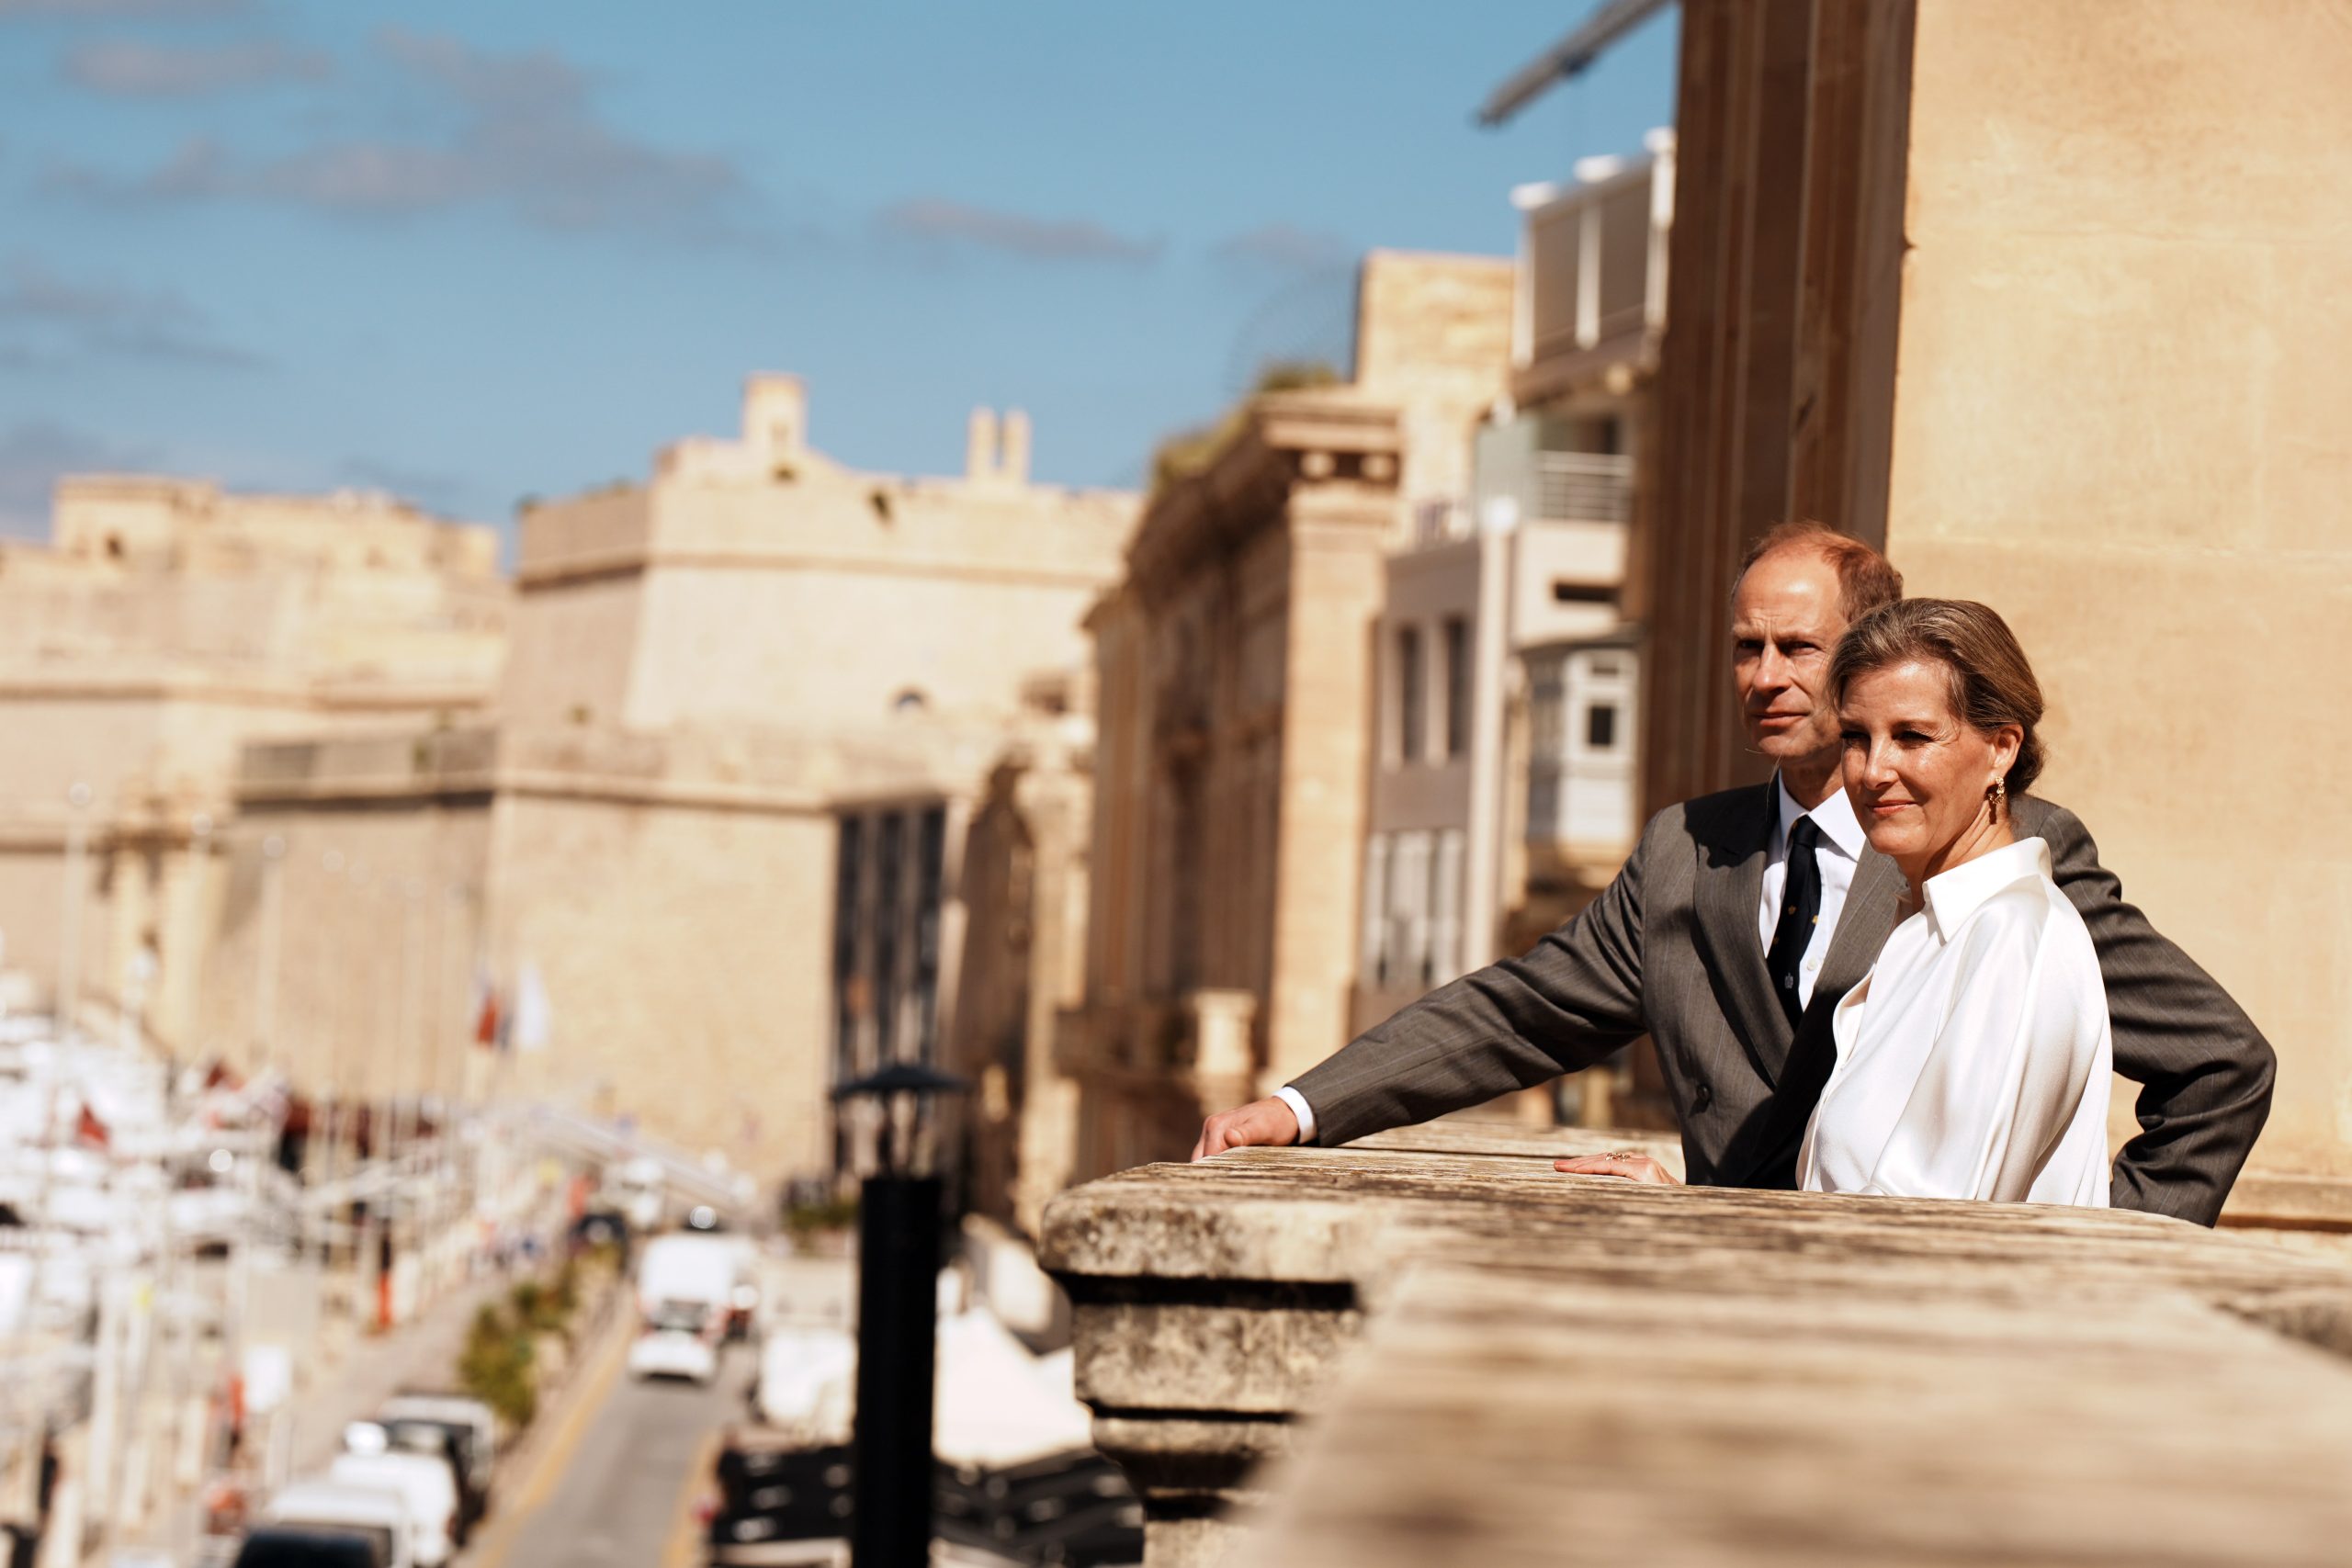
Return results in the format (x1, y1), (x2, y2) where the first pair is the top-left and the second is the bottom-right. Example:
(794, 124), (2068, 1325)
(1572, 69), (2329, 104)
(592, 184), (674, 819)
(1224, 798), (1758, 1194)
(52, 474), (497, 577)
(504, 384), (1137, 737)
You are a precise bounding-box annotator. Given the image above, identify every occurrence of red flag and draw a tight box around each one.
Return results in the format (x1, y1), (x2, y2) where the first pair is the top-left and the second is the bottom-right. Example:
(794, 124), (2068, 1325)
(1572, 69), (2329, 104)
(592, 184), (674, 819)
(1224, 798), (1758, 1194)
(472, 969), (502, 1049)
(74, 1103), (110, 1149)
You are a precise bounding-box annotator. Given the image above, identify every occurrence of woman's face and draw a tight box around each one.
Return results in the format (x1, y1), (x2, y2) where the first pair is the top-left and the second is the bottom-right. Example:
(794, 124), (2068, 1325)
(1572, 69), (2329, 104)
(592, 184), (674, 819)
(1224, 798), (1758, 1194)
(1838, 659), (2020, 872)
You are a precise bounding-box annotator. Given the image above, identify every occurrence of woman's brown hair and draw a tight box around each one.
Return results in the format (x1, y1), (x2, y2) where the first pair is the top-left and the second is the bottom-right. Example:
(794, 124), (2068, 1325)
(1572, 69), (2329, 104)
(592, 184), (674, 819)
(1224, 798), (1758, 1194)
(1827, 598), (2046, 800)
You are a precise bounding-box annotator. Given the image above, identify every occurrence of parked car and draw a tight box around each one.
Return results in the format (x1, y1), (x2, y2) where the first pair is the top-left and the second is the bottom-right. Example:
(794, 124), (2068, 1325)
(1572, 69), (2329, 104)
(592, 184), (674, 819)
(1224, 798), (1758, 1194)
(565, 1207), (632, 1267)
(629, 1325), (719, 1386)
(378, 1394), (497, 1506)
(262, 1483), (414, 1568)
(232, 1527), (386, 1568)
(637, 1230), (757, 1341)
(324, 1450), (457, 1568)
(362, 1419), (480, 1542)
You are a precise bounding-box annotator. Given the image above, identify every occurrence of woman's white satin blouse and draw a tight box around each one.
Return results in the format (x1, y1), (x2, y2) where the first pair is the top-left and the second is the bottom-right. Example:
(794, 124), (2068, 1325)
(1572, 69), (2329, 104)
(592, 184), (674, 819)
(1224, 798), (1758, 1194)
(1797, 836), (2111, 1206)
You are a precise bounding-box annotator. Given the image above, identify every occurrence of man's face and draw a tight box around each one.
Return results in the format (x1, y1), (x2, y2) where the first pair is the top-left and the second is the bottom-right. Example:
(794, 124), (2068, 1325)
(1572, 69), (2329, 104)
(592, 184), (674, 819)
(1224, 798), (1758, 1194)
(1732, 549), (1849, 768)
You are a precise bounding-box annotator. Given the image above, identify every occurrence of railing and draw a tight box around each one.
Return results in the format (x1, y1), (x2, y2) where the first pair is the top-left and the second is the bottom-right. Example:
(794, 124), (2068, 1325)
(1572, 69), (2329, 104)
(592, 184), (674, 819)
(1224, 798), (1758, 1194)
(1533, 451), (1633, 524)
(1410, 499), (1472, 547)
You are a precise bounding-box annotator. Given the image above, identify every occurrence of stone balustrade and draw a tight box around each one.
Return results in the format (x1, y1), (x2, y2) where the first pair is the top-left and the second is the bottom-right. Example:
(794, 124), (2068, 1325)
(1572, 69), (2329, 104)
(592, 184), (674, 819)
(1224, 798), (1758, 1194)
(1042, 1122), (2352, 1567)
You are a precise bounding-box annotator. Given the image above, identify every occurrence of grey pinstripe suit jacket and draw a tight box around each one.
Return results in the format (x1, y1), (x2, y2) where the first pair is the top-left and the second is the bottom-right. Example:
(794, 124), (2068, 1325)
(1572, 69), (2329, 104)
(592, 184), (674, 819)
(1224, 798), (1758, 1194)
(1292, 784), (2274, 1225)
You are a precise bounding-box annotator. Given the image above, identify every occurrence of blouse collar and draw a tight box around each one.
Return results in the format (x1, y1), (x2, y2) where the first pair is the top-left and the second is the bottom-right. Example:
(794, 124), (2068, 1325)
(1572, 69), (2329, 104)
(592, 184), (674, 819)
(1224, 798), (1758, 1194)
(1922, 836), (2052, 942)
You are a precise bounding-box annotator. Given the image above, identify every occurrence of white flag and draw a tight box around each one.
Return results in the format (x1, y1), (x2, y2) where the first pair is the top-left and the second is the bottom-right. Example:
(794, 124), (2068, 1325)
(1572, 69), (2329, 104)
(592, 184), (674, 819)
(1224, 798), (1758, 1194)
(512, 960), (553, 1054)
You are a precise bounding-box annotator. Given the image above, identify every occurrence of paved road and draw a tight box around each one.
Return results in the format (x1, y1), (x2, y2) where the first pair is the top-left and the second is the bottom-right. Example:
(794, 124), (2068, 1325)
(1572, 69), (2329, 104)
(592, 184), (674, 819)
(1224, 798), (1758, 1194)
(492, 1339), (752, 1568)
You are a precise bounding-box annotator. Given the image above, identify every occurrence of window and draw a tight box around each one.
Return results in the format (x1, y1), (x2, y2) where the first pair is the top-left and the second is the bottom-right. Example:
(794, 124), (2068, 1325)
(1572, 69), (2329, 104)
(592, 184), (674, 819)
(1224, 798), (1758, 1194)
(1388, 831), (1432, 989)
(1442, 617), (1470, 760)
(1586, 703), (1619, 750)
(1361, 835), (1390, 983)
(872, 813), (903, 1060)
(1551, 581), (1614, 604)
(831, 815), (865, 1081)
(912, 807), (945, 1063)
(1430, 830), (1464, 987)
(1396, 626), (1425, 761)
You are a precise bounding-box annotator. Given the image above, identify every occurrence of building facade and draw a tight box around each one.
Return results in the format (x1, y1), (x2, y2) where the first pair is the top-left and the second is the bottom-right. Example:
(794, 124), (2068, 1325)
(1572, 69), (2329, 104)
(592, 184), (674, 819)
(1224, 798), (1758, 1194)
(1060, 253), (1522, 1183)
(185, 378), (1137, 1185)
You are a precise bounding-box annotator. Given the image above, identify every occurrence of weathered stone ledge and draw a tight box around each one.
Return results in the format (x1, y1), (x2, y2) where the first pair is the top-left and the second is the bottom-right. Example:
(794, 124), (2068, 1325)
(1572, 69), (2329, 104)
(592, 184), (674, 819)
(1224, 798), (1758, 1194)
(1043, 1123), (2352, 1567)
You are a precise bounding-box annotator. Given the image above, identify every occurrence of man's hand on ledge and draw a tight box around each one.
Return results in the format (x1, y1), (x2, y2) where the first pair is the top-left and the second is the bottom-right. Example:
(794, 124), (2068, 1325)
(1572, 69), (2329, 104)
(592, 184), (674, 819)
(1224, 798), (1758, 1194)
(1191, 1097), (1301, 1162)
(1554, 1150), (1680, 1185)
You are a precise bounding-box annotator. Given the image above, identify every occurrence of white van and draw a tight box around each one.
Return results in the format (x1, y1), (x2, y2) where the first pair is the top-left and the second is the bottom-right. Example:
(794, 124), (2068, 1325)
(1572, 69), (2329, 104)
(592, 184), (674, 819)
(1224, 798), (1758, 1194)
(263, 1481), (414, 1568)
(325, 1451), (457, 1568)
(377, 1394), (498, 1504)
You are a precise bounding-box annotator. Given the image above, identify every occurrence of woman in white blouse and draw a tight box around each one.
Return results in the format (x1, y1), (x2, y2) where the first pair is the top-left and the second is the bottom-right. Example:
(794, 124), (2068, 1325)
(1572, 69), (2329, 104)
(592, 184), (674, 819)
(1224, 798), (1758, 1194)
(1792, 597), (2111, 1205)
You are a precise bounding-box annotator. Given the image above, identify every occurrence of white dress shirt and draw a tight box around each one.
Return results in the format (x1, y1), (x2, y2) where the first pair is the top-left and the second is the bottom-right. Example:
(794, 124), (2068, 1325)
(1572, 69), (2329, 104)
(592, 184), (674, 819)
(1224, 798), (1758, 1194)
(1277, 773), (1871, 1146)
(1760, 773), (1867, 1012)
(1796, 837), (2112, 1205)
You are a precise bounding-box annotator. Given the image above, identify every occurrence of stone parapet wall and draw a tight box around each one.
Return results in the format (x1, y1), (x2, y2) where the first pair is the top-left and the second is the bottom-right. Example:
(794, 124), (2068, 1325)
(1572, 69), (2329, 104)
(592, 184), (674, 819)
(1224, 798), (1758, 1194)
(1046, 1125), (2352, 1567)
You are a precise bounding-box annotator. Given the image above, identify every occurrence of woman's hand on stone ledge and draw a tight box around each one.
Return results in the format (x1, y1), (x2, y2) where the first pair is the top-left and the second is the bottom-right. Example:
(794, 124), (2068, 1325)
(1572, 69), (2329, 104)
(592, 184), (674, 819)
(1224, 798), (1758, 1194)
(1192, 1097), (1302, 1161)
(1554, 1151), (1680, 1185)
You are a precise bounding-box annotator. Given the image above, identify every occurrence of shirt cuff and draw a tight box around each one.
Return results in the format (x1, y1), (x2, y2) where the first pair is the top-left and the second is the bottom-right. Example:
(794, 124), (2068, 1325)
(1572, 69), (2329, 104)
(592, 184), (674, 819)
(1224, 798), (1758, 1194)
(1272, 1085), (1318, 1145)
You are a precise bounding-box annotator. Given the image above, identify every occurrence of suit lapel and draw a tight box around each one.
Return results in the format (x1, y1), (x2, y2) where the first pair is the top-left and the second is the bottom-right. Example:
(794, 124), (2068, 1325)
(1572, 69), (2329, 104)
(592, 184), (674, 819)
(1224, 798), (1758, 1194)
(1729, 841), (1910, 1190)
(1810, 847), (1904, 1007)
(1690, 783), (1792, 1087)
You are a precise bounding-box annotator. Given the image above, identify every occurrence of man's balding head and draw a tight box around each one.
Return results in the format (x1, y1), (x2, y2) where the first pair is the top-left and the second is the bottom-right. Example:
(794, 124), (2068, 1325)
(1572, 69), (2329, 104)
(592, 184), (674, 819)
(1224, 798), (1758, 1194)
(1731, 520), (1903, 623)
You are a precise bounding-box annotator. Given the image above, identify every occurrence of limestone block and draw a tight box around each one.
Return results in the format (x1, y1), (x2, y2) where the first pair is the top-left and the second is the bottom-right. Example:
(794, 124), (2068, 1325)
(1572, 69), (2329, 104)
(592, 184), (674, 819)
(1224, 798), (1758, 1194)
(1069, 1287), (1361, 1414)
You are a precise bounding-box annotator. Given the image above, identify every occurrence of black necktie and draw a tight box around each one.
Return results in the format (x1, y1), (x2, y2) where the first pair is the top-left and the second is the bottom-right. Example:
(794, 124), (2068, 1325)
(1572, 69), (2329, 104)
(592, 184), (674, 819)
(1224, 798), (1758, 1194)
(1767, 817), (1822, 1029)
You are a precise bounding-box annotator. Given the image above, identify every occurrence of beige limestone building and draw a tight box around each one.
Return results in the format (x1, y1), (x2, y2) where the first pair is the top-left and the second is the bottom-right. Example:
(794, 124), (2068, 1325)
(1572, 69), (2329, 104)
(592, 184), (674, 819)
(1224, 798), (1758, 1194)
(188, 377), (1137, 1184)
(1616, 0), (2352, 1214)
(1058, 253), (1542, 1185)
(0, 478), (504, 1066)
(1354, 141), (1673, 1058)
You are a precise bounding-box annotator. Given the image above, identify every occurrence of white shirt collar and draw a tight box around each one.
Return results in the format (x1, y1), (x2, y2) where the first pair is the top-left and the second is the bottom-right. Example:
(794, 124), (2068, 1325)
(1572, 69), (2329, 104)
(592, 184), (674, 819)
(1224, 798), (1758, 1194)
(1922, 836), (2052, 942)
(1773, 773), (1867, 862)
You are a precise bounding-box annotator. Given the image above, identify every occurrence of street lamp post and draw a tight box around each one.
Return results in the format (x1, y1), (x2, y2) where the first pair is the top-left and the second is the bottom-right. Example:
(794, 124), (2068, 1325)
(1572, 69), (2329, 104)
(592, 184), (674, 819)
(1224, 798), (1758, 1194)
(831, 1062), (970, 1568)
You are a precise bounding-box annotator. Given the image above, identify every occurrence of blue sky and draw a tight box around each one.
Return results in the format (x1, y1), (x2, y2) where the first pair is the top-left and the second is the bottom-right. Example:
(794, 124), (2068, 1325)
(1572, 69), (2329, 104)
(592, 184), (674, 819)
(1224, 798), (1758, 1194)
(0, 0), (1676, 539)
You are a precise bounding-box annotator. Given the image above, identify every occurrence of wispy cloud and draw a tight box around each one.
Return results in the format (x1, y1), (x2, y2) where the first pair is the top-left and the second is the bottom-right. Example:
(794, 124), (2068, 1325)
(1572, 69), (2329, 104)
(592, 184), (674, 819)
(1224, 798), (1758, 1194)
(0, 256), (265, 368)
(877, 197), (1160, 265)
(49, 28), (762, 244)
(1, 0), (246, 16)
(62, 38), (329, 96)
(1215, 221), (1352, 273)
(0, 420), (157, 538)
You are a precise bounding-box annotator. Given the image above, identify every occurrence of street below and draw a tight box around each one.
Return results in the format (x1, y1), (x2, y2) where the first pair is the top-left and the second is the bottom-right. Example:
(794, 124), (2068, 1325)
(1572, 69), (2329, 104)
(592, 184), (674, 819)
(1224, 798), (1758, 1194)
(484, 1340), (752, 1568)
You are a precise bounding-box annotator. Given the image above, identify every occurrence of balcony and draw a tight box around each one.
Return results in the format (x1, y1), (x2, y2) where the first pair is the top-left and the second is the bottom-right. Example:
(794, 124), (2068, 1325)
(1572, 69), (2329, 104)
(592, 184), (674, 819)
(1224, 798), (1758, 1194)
(1045, 1123), (2352, 1568)
(1512, 130), (1673, 400)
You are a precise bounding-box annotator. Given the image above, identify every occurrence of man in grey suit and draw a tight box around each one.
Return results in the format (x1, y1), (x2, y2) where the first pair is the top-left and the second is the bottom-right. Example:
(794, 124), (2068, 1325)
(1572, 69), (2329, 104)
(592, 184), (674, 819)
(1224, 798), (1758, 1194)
(1193, 524), (2272, 1225)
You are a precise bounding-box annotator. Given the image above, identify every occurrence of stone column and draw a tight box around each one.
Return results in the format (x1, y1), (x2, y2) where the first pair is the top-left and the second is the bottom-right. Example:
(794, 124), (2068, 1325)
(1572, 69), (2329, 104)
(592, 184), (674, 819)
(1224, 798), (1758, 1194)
(1185, 987), (1259, 1119)
(1263, 491), (1391, 1089)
